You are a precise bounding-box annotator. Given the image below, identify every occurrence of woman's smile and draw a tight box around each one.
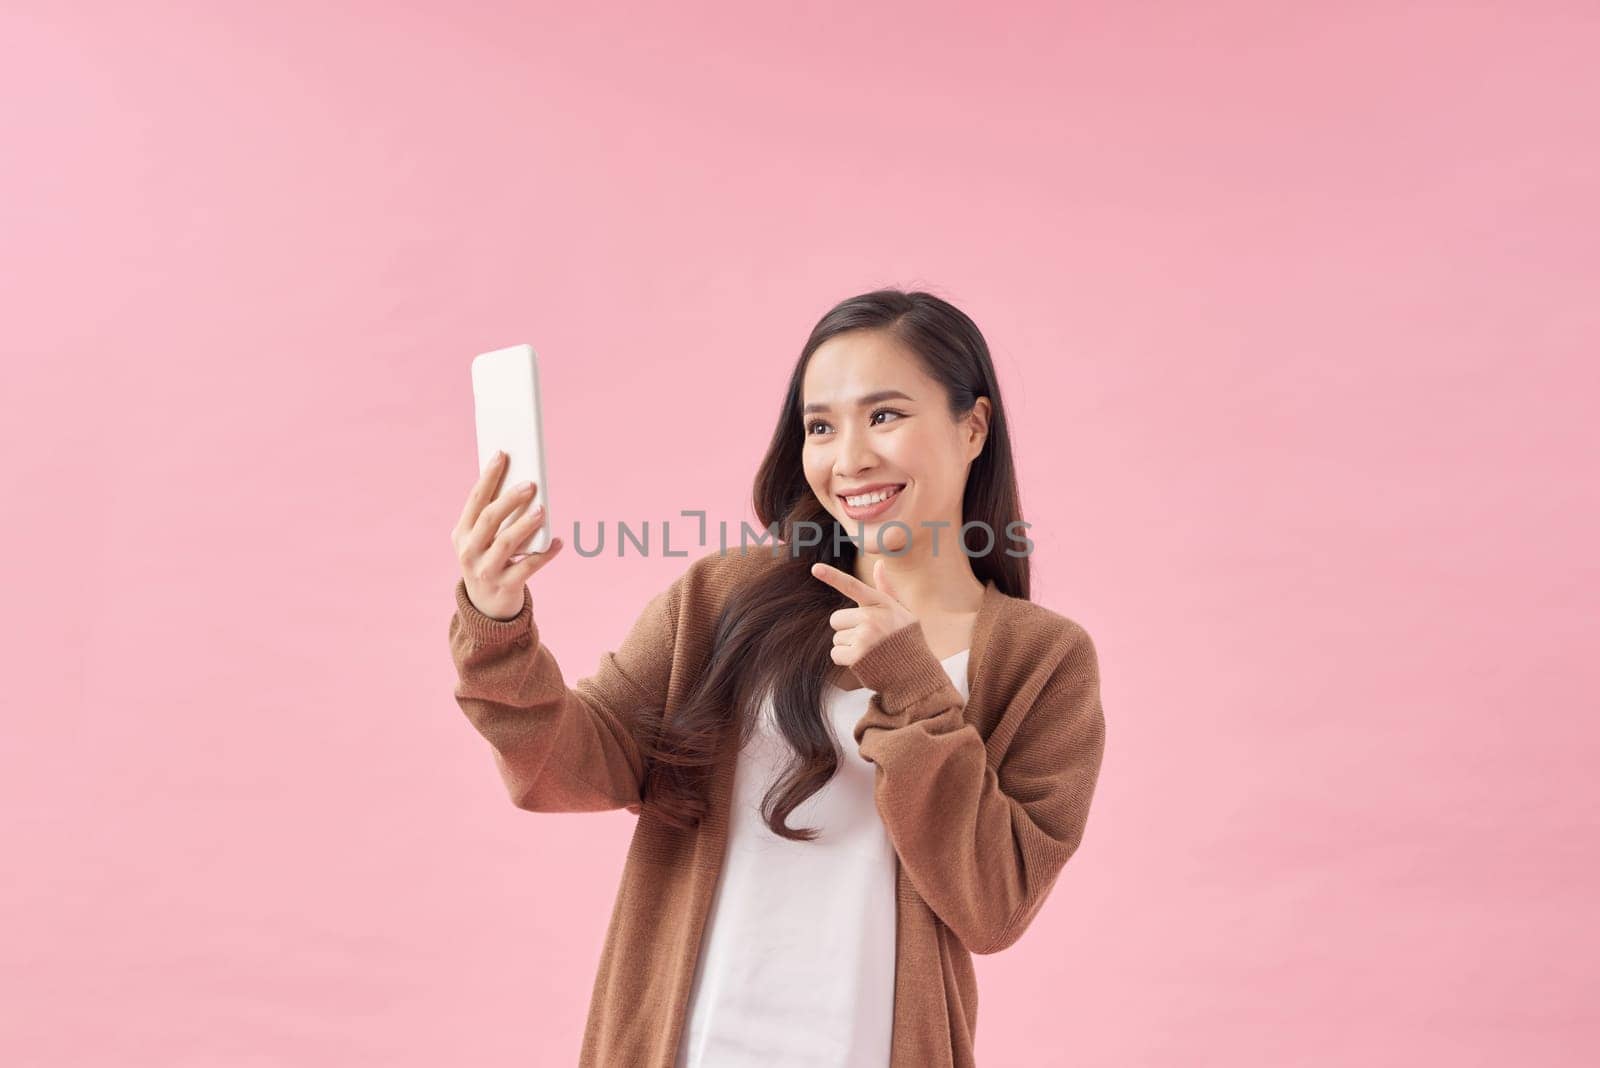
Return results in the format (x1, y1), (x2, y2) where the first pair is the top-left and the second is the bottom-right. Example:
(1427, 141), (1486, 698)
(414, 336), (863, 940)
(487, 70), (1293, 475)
(839, 482), (906, 520)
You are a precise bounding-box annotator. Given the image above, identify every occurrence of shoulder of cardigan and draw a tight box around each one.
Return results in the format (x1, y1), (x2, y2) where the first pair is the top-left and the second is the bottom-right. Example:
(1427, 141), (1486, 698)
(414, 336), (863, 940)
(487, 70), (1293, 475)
(963, 578), (1009, 698)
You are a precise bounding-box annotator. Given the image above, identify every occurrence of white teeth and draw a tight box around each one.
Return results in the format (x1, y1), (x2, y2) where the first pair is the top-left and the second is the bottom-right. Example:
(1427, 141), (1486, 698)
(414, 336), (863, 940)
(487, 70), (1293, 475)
(843, 485), (903, 507)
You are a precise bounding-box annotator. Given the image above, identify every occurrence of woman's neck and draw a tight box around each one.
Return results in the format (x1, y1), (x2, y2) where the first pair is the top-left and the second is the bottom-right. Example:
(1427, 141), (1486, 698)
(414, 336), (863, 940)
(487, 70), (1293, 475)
(853, 549), (985, 619)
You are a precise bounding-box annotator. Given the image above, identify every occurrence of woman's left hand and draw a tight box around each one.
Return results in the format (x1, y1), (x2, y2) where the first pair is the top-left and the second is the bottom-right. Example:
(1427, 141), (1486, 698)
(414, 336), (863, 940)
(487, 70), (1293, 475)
(810, 559), (921, 666)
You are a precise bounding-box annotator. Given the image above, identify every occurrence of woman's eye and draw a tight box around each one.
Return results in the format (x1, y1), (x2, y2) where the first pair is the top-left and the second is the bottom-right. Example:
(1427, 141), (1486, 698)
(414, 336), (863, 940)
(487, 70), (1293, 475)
(806, 409), (904, 436)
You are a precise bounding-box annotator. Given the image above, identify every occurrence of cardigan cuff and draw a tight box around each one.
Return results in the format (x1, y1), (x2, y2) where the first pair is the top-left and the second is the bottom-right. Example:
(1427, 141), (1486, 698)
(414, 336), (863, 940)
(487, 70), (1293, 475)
(849, 620), (961, 718)
(453, 578), (534, 645)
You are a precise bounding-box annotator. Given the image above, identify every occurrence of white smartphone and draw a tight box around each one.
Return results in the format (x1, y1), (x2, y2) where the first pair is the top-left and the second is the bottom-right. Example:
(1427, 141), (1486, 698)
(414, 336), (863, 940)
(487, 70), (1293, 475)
(471, 343), (552, 555)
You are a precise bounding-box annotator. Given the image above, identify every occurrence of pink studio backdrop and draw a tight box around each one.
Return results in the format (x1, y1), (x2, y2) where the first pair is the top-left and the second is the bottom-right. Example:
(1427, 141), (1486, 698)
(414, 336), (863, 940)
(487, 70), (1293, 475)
(4, 2), (1596, 1065)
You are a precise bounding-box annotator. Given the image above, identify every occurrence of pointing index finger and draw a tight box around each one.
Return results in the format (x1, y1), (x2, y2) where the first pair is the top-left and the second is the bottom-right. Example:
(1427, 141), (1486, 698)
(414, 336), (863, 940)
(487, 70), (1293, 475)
(809, 561), (883, 605)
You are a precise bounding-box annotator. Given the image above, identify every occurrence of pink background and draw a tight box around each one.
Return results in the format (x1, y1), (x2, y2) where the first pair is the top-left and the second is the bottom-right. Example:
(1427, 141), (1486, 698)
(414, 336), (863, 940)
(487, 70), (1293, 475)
(5, 2), (1597, 1065)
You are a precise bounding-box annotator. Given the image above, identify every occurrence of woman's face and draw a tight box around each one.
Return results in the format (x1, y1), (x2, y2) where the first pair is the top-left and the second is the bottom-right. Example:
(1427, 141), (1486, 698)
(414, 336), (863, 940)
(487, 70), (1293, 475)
(800, 329), (988, 558)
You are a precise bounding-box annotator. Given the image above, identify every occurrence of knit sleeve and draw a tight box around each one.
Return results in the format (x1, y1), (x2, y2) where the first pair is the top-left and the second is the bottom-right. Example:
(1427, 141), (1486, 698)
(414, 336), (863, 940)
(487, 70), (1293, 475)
(849, 619), (1106, 954)
(447, 574), (679, 814)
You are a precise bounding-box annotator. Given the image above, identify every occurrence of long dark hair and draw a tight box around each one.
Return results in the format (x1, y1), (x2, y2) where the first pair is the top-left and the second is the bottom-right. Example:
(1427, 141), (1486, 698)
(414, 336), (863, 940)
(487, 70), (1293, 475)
(636, 287), (1030, 838)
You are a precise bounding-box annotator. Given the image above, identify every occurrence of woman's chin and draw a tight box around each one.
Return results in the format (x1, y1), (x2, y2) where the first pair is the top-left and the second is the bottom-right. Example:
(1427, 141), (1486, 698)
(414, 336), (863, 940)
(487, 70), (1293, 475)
(845, 518), (915, 553)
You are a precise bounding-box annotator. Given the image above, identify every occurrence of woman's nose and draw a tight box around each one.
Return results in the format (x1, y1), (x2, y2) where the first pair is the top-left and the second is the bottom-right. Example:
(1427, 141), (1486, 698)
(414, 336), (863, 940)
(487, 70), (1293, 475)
(835, 429), (877, 475)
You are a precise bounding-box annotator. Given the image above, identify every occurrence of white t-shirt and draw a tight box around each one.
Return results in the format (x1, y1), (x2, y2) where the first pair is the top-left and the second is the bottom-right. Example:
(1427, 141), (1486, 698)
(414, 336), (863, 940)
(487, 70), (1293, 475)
(673, 649), (973, 1068)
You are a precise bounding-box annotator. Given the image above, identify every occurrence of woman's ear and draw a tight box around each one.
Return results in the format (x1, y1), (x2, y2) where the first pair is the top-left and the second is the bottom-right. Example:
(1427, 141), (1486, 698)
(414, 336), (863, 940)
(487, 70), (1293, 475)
(965, 397), (991, 460)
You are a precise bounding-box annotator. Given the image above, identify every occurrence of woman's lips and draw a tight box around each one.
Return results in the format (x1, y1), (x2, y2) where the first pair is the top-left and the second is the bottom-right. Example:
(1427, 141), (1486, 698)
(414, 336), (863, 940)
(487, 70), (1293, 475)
(839, 483), (905, 521)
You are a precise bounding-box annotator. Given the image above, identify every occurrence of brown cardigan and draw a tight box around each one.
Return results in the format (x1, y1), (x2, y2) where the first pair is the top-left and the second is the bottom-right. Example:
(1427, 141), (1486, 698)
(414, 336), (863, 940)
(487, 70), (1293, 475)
(447, 544), (1107, 1067)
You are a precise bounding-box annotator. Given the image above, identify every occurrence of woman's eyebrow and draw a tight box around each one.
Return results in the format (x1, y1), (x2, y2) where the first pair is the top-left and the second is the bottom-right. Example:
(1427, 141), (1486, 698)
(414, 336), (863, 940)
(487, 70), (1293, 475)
(802, 389), (914, 414)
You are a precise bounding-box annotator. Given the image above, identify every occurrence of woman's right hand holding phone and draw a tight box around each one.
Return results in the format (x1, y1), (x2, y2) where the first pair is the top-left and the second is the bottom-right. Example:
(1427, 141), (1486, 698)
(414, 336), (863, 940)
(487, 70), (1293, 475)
(453, 450), (564, 620)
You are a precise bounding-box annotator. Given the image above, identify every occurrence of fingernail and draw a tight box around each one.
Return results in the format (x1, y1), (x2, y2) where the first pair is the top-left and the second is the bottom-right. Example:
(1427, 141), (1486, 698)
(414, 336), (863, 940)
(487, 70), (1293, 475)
(515, 480), (532, 491)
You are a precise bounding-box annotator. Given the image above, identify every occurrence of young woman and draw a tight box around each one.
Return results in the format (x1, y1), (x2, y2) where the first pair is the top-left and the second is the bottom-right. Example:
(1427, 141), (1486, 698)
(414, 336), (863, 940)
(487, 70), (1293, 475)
(448, 288), (1107, 1068)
